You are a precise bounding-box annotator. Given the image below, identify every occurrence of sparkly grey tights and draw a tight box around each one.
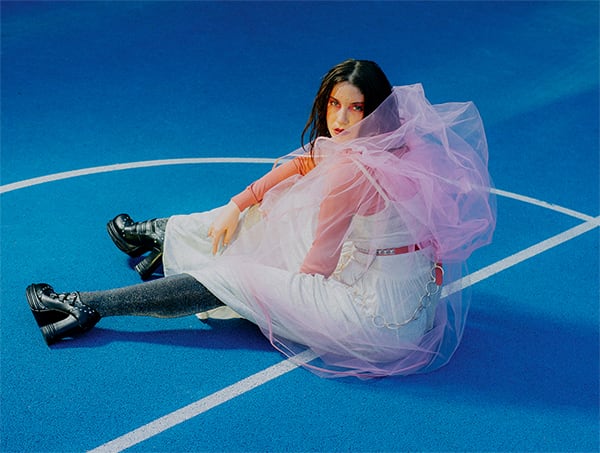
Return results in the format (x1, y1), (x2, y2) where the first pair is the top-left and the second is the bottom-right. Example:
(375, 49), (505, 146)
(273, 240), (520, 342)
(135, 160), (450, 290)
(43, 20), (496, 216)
(79, 273), (224, 318)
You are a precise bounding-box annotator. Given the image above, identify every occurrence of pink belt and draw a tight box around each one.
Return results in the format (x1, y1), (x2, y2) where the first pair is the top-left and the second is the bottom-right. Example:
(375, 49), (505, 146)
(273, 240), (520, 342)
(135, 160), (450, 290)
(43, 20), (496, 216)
(355, 244), (420, 256)
(355, 244), (443, 285)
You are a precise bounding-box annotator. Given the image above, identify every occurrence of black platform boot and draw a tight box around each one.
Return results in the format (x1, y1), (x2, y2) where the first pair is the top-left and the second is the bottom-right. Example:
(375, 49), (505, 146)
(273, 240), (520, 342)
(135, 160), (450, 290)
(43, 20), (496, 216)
(107, 214), (166, 280)
(26, 283), (100, 345)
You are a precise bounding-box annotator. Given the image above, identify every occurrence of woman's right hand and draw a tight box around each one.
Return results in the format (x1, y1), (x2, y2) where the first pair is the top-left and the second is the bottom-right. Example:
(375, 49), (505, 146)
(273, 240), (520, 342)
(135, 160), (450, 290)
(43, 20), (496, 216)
(207, 201), (241, 255)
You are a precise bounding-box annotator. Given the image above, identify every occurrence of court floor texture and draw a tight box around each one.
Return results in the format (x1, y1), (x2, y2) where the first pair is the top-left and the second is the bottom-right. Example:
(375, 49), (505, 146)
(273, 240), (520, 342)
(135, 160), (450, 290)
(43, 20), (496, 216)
(1, 2), (598, 452)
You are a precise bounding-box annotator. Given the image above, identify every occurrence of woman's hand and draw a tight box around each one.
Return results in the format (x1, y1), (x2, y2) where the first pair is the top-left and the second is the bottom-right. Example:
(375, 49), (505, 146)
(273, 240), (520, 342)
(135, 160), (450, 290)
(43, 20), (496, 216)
(207, 201), (241, 255)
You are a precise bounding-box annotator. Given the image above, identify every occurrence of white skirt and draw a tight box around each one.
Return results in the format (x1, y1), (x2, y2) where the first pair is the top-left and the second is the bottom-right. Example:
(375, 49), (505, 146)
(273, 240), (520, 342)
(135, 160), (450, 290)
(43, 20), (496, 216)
(163, 206), (439, 367)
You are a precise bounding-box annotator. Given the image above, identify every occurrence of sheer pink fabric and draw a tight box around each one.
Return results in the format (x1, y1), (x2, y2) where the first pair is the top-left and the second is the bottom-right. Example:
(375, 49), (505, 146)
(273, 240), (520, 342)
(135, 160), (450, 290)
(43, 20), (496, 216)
(231, 156), (315, 212)
(164, 84), (496, 378)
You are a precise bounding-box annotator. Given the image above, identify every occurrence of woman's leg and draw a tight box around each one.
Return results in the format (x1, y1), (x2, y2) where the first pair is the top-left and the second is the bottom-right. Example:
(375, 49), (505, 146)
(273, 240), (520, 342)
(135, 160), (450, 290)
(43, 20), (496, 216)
(26, 274), (224, 344)
(106, 215), (169, 279)
(80, 273), (224, 318)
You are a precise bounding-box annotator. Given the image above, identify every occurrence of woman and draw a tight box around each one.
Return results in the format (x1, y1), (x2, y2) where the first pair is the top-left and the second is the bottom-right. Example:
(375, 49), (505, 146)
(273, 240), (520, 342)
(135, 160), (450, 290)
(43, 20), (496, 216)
(26, 59), (496, 378)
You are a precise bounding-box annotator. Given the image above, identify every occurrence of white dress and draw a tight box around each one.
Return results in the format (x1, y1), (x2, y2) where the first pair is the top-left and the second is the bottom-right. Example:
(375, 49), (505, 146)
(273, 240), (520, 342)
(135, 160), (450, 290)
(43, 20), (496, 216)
(163, 84), (495, 377)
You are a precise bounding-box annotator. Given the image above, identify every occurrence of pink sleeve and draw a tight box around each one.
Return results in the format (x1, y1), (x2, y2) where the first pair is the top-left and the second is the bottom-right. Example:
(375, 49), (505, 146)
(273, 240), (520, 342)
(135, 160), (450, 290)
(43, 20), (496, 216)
(231, 156), (315, 211)
(299, 195), (354, 277)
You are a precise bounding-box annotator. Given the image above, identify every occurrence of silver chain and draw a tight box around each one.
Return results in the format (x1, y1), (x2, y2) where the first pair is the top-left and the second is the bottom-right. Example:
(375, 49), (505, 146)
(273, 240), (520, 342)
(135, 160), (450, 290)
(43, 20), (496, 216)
(359, 264), (443, 330)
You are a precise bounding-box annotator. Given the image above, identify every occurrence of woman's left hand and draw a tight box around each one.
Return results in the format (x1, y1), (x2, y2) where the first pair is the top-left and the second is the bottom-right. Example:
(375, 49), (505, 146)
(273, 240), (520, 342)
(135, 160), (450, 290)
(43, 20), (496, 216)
(207, 201), (241, 254)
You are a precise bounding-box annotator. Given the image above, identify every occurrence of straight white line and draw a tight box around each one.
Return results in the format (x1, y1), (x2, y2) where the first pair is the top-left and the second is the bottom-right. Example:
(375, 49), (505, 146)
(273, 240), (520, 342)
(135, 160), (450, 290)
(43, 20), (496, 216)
(442, 216), (600, 297)
(88, 349), (317, 453)
(491, 187), (595, 222)
(89, 217), (600, 453)
(0, 157), (277, 194)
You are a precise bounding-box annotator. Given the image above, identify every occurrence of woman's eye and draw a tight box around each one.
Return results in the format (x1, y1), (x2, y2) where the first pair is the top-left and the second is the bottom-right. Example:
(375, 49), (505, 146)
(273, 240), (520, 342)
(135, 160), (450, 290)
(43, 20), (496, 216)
(328, 98), (339, 107)
(352, 104), (364, 112)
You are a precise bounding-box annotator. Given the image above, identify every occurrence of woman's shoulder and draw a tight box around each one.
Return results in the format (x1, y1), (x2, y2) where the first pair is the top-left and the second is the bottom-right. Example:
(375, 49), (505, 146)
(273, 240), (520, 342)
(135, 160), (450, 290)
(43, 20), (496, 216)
(320, 151), (376, 190)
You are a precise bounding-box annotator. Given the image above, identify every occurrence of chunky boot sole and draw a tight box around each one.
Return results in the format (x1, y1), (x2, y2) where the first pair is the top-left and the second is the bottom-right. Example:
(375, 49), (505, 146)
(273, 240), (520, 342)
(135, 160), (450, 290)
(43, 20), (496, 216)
(41, 314), (98, 345)
(26, 284), (69, 326)
(106, 214), (148, 257)
(135, 248), (163, 280)
(26, 283), (101, 345)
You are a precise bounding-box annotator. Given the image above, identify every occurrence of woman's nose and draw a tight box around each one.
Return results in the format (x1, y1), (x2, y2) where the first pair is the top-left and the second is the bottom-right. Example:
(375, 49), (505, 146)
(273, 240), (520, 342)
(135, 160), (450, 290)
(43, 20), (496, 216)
(337, 107), (349, 124)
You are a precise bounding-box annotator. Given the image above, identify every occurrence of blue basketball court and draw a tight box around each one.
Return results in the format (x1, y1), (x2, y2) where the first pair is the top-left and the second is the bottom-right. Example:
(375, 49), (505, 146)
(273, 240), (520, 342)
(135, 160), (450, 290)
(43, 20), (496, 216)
(1, 2), (598, 452)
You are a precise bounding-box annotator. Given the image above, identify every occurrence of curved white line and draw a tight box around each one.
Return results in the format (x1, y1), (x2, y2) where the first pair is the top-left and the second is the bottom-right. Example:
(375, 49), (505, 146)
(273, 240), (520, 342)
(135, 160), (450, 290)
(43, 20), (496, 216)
(0, 157), (278, 195)
(1, 158), (596, 222)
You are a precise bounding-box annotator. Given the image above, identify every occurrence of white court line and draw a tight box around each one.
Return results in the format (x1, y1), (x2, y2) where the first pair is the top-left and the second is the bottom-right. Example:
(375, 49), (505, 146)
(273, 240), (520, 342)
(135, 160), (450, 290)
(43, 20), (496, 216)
(1, 158), (597, 452)
(88, 349), (318, 453)
(442, 216), (600, 298)
(0, 157), (277, 194)
(0, 158), (596, 223)
(491, 187), (595, 222)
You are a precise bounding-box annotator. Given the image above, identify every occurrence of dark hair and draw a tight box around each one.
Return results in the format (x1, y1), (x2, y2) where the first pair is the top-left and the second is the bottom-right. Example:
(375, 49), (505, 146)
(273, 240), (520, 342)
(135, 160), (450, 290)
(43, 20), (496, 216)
(301, 59), (393, 151)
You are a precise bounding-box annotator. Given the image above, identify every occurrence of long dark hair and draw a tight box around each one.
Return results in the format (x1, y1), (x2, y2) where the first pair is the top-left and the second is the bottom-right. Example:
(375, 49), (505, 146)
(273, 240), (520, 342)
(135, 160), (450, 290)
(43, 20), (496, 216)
(301, 59), (393, 152)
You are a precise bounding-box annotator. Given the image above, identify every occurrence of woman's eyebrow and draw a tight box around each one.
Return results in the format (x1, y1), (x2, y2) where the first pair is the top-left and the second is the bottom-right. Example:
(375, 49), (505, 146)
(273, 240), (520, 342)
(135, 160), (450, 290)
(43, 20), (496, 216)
(329, 96), (364, 105)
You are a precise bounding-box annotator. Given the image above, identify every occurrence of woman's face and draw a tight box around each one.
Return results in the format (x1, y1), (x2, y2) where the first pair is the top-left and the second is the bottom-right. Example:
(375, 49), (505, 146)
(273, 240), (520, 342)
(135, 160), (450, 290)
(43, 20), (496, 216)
(326, 82), (365, 139)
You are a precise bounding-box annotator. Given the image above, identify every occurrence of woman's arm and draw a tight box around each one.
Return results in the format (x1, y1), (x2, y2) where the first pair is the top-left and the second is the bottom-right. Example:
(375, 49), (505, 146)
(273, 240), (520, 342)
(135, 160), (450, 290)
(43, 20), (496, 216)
(300, 159), (380, 277)
(299, 194), (355, 277)
(209, 155), (315, 254)
(231, 156), (315, 211)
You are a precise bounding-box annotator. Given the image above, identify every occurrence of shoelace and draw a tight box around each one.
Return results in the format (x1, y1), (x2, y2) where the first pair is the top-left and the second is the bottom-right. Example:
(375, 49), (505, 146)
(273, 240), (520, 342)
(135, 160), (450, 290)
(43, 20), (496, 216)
(49, 291), (79, 305)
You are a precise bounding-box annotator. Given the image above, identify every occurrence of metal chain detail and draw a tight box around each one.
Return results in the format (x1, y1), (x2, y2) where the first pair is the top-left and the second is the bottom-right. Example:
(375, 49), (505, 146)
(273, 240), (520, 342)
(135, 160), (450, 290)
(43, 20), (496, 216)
(358, 264), (444, 330)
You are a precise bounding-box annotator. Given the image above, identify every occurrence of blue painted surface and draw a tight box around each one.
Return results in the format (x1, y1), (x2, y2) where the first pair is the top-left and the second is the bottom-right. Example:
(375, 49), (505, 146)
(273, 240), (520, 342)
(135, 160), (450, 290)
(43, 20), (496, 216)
(1, 2), (598, 452)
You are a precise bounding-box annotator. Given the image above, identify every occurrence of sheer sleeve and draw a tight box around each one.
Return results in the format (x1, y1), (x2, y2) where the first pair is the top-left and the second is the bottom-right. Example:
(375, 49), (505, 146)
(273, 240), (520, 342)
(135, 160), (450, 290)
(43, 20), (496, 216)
(231, 156), (315, 211)
(300, 156), (382, 277)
